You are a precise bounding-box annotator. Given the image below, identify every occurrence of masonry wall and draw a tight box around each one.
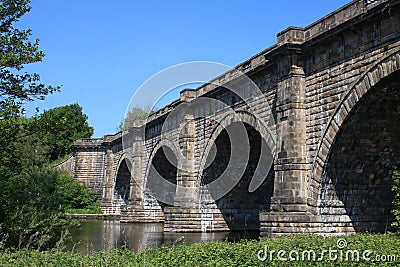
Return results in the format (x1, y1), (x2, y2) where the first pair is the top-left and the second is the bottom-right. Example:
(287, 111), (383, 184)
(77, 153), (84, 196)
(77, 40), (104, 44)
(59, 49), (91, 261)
(137, 75), (278, 230)
(319, 72), (400, 231)
(304, 3), (400, 212)
(73, 146), (106, 199)
(56, 156), (74, 176)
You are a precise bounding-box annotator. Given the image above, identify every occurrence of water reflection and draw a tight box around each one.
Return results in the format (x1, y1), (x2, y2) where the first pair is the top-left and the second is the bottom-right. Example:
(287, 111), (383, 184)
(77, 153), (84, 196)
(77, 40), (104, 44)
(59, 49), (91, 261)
(68, 220), (259, 254)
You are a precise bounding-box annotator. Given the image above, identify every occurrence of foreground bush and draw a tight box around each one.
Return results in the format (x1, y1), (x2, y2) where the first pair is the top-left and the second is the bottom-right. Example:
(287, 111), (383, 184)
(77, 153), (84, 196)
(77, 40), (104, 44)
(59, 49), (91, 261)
(58, 175), (101, 214)
(392, 170), (400, 230)
(0, 168), (100, 249)
(0, 234), (399, 266)
(0, 115), (98, 248)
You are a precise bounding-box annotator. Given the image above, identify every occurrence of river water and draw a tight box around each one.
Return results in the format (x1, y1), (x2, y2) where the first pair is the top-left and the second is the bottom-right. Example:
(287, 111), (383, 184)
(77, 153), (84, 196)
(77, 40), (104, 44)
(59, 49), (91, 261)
(67, 220), (259, 254)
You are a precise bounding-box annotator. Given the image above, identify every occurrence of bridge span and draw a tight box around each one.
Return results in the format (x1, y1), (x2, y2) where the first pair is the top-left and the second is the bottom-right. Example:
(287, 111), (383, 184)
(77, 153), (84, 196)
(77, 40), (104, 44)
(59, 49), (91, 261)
(60, 0), (400, 236)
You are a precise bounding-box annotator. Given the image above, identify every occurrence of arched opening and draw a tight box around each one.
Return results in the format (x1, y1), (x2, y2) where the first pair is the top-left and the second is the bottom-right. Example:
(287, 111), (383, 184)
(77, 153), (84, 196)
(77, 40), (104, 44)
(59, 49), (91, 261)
(320, 72), (400, 232)
(146, 146), (178, 212)
(201, 122), (274, 231)
(115, 159), (131, 205)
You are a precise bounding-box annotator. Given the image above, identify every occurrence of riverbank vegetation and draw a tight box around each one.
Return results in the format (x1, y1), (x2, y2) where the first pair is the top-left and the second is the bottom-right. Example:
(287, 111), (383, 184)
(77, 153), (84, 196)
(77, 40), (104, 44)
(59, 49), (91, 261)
(0, 0), (99, 249)
(1, 1), (400, 266)
(60, 176), (101, 215)
(0, 107), (100, 247)
(391, 170), (400, 230)
(0, 234), (399, 266)
(0, 111), (99, 248)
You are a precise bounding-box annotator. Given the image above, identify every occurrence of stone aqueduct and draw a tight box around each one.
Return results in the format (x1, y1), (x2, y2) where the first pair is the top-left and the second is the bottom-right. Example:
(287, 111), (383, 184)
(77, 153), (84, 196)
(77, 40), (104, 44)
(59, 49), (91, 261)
(60, 0), (400, 236)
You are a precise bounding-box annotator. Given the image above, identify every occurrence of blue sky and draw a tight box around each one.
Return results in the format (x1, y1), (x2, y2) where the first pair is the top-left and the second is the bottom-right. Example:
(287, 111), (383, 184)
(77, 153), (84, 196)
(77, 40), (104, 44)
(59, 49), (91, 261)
(20, 0), (350, 137)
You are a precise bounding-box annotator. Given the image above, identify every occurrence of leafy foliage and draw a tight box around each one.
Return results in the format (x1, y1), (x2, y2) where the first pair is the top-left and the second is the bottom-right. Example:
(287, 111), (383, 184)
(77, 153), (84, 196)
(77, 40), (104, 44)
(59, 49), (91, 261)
(57, 175), (101, 214)
(392, 171), (400, 230)
(0, 118), (99, 248)
(0, 116), (48, 181)
(118, 105), (153, 131)
(0, 168), (76, 249)
(0, 234), (399, 266)
(0, 0), (60, 118)
(0, 117), (64, 248)
(0, 112), (98, 248)
(37, 103), (93, 160)
(0, 1), (99, 249)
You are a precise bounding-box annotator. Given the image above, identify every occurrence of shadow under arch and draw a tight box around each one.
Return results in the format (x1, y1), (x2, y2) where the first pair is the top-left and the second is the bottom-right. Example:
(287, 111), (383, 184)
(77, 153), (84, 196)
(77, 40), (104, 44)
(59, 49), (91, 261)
(197, 110), (275, 175)
(200, 120), (274, 231)
(312, 49), (400, 176)
(319, 71), (400, 232)
(114, 158), (132, 205)
(145, 141), (178, 213)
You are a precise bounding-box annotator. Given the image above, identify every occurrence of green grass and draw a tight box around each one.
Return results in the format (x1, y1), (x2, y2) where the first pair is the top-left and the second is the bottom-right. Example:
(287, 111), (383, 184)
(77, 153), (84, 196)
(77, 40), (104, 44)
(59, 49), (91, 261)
(65, 206), (102, 214)
(0, 234), (399, 266)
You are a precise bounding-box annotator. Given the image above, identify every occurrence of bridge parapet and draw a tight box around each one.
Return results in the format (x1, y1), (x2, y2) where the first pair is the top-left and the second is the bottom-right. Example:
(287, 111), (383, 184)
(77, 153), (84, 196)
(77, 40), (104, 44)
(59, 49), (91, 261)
(74, 138), (104, 147)
(141, 0), (392, 128)
(277, 27), (305, 46)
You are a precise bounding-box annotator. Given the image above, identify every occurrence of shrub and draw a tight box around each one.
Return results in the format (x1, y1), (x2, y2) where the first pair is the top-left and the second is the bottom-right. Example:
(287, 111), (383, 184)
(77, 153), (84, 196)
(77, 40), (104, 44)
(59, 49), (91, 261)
(0, 234), (399, 266)
(392, 170), (400, 230)
(0, 169), (76, 249)
(56, 175), (100, 213)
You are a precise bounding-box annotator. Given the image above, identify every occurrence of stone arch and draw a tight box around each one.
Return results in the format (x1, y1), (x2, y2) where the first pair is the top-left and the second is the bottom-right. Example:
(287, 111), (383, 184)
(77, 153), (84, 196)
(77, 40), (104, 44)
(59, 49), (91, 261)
(144, 138), (178, 212)
(198, 110), (275, 231)
(311, 49), (400, 182)
(144, 138), (178, 185)
(310, 49), (400, 233)
(114, 156), (132, 205)
(197, 109), (275, 176)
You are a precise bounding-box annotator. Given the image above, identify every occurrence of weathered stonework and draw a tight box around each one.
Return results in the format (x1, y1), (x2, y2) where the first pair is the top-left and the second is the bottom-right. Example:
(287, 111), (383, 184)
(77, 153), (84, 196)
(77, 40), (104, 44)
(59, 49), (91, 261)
(69, 139), (105, 200)
(62, 0), (400, 236)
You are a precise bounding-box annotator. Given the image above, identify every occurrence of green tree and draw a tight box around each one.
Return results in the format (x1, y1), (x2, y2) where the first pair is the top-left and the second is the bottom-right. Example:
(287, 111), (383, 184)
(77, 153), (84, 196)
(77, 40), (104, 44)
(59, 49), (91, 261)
(0, 116), (73, 248)
(0, 1), (91, 249)
(0, 115), (98, 248)
(119, 104), (153, 131)
(37, 103), (94, 161)
(0, 0), (59, 180)
(1, 169), (75, 249)
(0, 0), (59, 118)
